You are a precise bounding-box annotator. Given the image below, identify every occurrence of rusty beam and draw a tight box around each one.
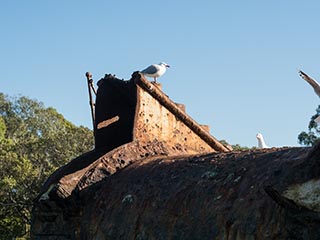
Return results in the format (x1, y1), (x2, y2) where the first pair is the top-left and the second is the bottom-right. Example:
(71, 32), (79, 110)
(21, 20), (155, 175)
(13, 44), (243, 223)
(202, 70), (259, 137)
(133, 72), (230, 152)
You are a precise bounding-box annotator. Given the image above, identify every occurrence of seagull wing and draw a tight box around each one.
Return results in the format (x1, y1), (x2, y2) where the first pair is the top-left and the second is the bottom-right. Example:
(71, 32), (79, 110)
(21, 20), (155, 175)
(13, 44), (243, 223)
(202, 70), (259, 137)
(141, 64), (159, 75)
(299, 70), (320, 97)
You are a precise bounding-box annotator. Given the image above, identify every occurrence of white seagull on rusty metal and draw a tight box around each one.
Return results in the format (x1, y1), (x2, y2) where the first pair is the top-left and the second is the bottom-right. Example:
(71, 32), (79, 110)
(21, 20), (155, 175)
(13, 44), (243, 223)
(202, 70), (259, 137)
(140, 62), (170, 83)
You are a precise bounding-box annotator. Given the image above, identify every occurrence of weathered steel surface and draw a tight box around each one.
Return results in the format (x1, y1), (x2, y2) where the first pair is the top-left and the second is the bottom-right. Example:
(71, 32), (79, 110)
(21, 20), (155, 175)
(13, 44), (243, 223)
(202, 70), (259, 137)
(94, 75), (137, 150)
(78, 146), (318, 240)
(133, 72), (229, 152)
(32, 143), (320, 239)
(32, 139), (193, 239)
(134, 77), (215, 154)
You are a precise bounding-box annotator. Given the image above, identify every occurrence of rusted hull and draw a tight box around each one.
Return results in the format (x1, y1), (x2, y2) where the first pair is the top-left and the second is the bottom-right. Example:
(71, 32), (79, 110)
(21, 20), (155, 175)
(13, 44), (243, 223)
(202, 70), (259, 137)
(32, 144), (320, 239)
(80, 147), (318, 240)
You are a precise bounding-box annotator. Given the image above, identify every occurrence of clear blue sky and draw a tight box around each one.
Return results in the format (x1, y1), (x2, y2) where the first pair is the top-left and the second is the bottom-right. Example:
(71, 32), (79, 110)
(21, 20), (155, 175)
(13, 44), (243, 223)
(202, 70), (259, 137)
(1, 1), (319, 148)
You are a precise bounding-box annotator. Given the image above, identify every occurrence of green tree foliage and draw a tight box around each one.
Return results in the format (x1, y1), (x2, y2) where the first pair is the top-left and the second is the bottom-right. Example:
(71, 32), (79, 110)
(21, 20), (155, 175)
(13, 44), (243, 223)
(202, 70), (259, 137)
(0, 93), (94, 239)
(298, 105), (320, 146)
(219, 140), (250, 151)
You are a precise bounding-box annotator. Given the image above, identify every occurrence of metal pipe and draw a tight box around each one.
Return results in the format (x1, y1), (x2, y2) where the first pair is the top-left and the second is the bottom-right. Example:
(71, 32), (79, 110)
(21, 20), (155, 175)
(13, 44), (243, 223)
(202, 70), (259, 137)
(85, 72), (96, 136)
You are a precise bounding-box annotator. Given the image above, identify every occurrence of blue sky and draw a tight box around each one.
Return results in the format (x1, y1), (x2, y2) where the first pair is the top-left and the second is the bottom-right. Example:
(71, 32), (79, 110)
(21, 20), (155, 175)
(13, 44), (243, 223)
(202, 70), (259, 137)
(1, 1), (319, 148)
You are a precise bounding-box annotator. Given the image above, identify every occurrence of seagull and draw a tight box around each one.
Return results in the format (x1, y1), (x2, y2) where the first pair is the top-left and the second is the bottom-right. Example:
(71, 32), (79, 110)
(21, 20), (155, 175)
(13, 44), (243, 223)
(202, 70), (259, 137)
(299, 70), (320, 123)
(140, 62), (170, 83)
(256, 133), (269, 149)
(299, 70), (320, 97)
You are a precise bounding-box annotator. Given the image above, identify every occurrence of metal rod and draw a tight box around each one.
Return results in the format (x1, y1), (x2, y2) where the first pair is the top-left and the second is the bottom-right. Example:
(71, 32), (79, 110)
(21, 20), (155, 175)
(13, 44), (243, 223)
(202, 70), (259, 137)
(85, 72), (96, 135)
(89, 81), (97, 95)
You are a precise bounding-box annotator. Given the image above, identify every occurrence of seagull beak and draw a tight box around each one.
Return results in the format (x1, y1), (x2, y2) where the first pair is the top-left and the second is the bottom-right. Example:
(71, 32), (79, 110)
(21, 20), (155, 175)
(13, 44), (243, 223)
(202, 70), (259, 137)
(166, 65), (170, 68)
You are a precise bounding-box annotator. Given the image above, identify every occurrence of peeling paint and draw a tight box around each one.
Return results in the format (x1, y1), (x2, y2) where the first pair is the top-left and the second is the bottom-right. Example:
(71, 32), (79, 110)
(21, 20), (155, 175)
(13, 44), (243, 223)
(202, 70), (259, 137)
(283, 179), (320, 212)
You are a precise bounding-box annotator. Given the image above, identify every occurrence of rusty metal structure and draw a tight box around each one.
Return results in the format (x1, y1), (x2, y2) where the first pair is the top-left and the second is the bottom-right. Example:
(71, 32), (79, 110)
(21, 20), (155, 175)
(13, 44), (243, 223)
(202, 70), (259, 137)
(93, 72), (229, 152)
(31, 72), (320, 240)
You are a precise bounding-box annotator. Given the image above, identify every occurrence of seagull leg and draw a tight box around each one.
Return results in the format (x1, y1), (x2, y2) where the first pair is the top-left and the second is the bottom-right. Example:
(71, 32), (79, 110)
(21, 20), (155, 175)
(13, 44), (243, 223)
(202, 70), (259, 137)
(154, 77), (157, 83)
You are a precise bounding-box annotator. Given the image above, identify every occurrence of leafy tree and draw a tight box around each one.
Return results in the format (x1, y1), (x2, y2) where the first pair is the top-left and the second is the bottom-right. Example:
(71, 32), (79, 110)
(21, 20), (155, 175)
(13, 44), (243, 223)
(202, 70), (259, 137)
(298, 105), (320, 146)
(0, 93), (94, 239)
(219, 140), (250, 151)
(231, 143), (251, 151)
